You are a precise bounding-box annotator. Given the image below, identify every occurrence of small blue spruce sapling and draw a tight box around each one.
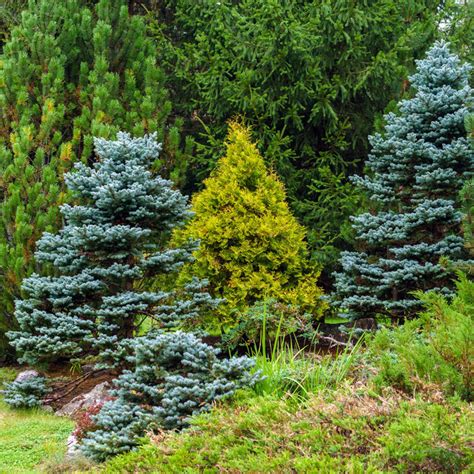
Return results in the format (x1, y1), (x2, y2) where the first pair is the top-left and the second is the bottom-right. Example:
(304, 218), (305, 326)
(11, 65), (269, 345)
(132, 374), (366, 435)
(80, 331), (259, 461)
(3, 376), (49, 408)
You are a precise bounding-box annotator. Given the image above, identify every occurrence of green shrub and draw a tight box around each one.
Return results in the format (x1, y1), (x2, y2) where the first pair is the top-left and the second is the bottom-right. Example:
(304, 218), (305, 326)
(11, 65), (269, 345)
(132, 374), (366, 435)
(369, 273), (473, 400)
(175, 122), (327, 331)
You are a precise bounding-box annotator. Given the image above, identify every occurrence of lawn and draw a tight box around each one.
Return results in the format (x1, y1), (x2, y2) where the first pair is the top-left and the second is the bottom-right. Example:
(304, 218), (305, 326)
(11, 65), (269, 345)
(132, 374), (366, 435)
(0, 400), (73, 473)
(0, 369), (74, 473)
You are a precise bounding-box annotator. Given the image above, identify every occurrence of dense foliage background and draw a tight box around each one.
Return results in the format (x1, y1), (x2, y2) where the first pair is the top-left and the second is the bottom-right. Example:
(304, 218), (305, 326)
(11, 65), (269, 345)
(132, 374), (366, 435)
(0, 1), (472, 356)
(147, 0), (451, 269)
(0, 1), (472, 471)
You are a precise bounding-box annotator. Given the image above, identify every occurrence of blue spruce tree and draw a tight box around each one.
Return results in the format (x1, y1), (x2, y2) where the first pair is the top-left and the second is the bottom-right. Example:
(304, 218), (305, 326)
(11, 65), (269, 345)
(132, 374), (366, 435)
(80, 331), (258, 461)
(334, 42), (473, 320)
(8, 133), (217, 366)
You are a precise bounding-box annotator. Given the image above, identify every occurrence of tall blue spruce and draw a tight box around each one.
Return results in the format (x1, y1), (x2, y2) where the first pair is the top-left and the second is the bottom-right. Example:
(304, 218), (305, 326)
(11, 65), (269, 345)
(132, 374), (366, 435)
(334, 42), (473, 320)
(8, 133), (217, 366)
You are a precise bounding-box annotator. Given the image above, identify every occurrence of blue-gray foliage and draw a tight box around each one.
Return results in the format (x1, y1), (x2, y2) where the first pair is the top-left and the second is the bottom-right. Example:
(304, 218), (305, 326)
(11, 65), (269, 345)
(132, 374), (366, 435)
(80, 330), (259, 461)
(3, 376), (48, 408)
(333, 41), (474, 320)
(7, 133), (218, 366)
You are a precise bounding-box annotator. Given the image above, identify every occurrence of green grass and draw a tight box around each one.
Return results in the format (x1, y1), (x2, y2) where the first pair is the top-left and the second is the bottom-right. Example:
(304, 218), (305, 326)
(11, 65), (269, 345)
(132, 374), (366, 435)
(0, 366), (18, 388)
(252, 338), (362, 401)
(0, 367), (74, 474)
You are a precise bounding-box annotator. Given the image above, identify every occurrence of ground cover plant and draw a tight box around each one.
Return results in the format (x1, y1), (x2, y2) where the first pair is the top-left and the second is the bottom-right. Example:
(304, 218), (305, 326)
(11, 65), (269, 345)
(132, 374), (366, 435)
(97, 391), (473, 474)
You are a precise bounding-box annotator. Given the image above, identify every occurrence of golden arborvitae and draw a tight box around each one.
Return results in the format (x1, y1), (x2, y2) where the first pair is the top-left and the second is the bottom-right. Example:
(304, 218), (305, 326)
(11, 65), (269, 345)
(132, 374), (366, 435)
(176, 122), (326, 329)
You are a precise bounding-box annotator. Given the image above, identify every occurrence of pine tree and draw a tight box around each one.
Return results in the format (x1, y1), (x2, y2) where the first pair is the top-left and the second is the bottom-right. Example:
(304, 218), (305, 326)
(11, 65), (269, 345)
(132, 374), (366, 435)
(333, 42), (473, 321)
(79, 331), (258, 461)
(8, 133), (216, 367)
(175, 122), (326, 330)
(0, 0), (187, 354)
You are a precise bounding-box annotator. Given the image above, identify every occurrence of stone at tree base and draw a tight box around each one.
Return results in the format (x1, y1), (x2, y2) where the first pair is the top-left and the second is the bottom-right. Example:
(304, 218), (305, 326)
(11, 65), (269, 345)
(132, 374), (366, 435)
(14, 369), (40, 382)
(55, 381), (111, 417)
(66, 432), (80, 458)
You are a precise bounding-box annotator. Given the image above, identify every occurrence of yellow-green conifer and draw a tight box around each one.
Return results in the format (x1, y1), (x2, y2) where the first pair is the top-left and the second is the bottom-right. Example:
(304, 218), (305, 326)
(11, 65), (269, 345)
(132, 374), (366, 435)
(176, 123), (326, 329)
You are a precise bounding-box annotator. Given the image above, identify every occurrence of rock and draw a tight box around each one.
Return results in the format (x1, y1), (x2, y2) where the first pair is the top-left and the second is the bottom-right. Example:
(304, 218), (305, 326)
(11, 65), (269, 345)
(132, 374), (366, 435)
(66, 432), (80, 458)
(14, 369), (40, 382)
(56, 381), (111, 417)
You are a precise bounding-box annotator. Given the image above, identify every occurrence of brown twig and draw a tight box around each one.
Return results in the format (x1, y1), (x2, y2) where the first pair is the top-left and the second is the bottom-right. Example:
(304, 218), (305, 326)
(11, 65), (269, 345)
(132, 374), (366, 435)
(317, 335), (350, 348)
(43, 369), (104, 405)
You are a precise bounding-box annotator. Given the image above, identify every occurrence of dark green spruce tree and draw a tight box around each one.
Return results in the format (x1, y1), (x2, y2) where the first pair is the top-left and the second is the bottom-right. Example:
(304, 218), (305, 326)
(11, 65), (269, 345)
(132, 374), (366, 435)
(333, 42), (473, 320)
(149, 0), (446, 271)
(0, 0), (189, 356)
(8, 133), (216, 366)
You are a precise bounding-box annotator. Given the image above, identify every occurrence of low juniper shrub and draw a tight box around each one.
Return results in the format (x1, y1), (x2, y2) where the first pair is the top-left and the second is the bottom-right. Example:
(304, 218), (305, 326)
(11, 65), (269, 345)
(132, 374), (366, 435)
(369, 273), (473, 400)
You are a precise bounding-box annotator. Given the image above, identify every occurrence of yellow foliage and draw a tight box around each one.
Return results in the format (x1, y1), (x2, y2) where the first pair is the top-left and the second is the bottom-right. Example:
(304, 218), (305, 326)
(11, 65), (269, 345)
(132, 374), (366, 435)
(176, 122), (327, 329)
(60, 142), (73, 162)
